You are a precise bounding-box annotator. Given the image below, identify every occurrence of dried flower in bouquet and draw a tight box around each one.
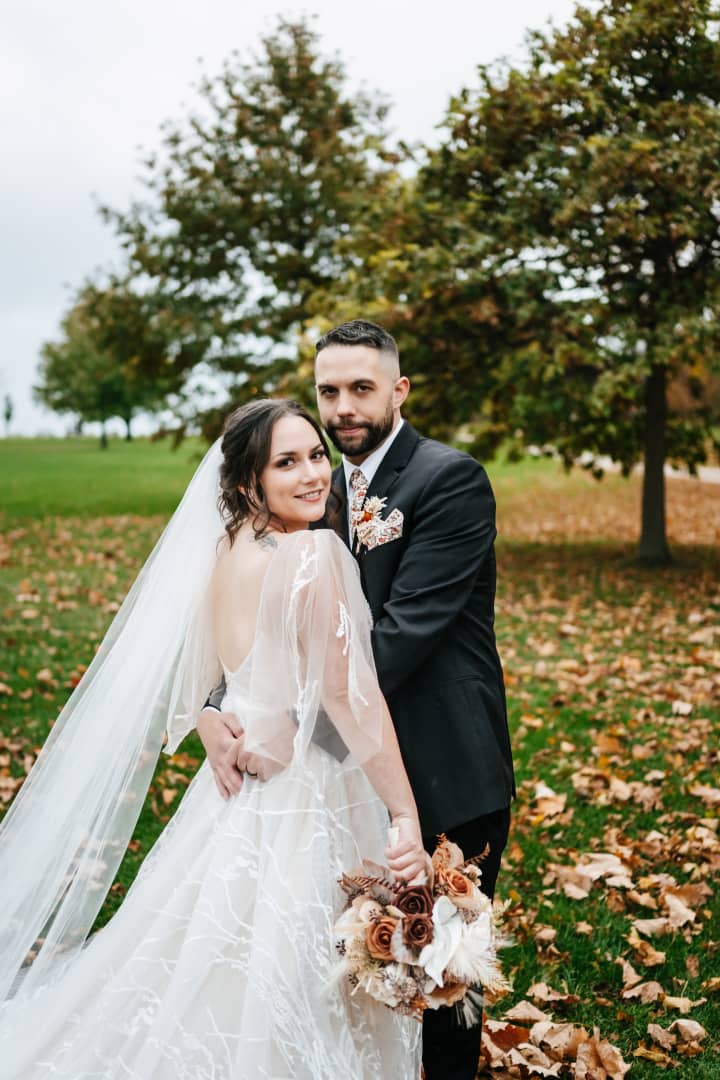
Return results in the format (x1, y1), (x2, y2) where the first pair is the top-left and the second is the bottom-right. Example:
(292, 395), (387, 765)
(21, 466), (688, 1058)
(334, 835), (509, 1025)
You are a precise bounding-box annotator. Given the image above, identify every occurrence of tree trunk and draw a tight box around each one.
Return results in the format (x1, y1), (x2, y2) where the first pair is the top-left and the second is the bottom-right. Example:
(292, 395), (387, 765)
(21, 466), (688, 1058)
(100, 421), (109, 450)
(637, 364), (671, 564)
(124, 416), (133, 441)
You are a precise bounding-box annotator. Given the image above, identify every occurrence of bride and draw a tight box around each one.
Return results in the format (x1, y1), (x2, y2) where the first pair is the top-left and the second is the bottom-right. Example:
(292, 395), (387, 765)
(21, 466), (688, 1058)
(0, 399), (425, 1079)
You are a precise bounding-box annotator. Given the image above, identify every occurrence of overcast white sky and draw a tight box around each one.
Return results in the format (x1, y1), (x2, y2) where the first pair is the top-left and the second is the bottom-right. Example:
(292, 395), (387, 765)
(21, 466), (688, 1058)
(1, 0), (578, 435)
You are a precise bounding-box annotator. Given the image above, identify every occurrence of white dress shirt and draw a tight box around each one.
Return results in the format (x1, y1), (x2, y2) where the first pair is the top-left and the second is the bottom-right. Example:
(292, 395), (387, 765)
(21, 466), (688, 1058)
(342, 419), (405, 534)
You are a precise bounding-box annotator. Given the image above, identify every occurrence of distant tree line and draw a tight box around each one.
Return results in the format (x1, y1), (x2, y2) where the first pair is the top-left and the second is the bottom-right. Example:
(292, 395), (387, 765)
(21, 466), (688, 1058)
(35, 3), (720, 562)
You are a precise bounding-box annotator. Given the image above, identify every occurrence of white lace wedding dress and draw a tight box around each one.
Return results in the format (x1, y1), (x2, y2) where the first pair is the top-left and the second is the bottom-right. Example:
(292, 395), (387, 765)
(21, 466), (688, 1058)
(0, 531), (421, 1079)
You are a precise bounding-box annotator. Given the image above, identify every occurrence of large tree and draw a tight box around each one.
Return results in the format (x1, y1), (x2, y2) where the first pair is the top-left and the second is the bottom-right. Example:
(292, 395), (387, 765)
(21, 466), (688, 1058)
(333, 0), (720, 563)
(104, 17), (394, 436)
(36, 287), (171, 446)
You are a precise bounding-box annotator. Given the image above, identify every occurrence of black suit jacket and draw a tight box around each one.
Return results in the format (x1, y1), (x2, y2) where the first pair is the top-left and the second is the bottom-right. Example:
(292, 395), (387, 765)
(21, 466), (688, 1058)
(330, 423), (515, 835)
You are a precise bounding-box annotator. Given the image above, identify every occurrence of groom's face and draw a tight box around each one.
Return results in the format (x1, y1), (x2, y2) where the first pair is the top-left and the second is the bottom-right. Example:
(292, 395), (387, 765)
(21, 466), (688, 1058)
(314, 344), (409, 463)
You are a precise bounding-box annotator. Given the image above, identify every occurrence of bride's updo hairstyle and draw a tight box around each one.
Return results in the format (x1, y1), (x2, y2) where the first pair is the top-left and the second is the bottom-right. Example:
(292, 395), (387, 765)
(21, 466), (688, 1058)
(219, 398), (331, 545)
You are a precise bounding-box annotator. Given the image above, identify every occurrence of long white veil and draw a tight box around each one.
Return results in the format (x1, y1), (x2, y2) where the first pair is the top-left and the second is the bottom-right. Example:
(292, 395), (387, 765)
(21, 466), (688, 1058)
(0, 440), (224, 1005)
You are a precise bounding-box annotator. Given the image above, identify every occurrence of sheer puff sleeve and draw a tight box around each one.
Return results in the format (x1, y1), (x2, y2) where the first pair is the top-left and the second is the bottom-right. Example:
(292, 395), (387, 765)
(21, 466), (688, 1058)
(242, 530), (384, 768)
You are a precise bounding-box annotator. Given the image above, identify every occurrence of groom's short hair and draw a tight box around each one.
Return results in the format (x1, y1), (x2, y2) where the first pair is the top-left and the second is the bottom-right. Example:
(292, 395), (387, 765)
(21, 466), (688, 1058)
(315, 320), (399, 364)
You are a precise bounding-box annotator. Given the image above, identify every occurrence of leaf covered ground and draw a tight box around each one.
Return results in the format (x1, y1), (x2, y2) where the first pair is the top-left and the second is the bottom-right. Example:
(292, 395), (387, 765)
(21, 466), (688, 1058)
(484, 468), (720, 1077)
(0, 449), (718, 1077)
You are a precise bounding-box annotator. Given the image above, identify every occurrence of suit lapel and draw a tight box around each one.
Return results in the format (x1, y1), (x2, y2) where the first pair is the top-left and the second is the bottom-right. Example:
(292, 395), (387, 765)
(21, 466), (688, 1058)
(330, 465), (350, 548)
(365, 422), (420, 504)
(355, 423), (419, 562)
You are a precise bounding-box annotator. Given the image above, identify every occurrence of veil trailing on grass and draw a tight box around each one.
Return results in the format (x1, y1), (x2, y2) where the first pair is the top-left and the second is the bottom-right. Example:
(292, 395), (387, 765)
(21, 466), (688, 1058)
(0, 440), (225, 1005)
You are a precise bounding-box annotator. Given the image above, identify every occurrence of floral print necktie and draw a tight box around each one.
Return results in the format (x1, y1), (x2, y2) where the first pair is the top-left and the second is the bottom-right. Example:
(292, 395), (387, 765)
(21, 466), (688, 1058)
(349, 468), (368, 547)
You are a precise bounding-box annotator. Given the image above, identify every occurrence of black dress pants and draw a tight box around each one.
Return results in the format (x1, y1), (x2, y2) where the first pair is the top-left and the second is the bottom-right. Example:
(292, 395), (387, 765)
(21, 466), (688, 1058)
(421, 806), (511, 1080)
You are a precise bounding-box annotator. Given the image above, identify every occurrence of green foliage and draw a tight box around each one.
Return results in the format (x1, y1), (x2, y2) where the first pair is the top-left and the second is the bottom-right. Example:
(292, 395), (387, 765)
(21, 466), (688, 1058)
(102, 17), (395, 437)
(81, 280), (195, 422)
(36, 286), (173, 444)
(41, 5), (720, 559)
(328, 0), (720, 561)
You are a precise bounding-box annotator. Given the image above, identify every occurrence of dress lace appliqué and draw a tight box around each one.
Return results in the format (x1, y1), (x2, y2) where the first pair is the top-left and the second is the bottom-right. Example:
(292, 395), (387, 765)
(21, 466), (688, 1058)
(0, 531), (420, 1079)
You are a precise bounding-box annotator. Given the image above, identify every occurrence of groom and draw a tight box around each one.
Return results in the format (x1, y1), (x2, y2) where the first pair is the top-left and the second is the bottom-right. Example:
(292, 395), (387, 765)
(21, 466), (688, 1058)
(199, 320), (515, 1080)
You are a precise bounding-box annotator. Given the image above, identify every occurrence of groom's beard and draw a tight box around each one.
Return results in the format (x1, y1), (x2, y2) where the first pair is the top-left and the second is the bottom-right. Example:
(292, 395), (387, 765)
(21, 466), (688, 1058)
(326, 405), (395, 458)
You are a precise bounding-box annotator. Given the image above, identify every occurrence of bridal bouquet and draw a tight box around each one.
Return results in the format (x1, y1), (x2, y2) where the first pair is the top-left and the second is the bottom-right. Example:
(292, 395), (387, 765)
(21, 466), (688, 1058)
(334, 835), (508, 1024)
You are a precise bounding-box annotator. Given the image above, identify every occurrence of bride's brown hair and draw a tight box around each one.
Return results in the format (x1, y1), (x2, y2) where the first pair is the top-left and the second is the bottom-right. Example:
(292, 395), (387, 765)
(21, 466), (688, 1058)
(219, 399), (334, 546)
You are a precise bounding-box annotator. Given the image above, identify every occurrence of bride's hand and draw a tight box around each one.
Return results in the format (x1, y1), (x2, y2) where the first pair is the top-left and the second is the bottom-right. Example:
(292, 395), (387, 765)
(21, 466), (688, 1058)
(385, 814), (429, 885)
(235, 735), (286, 783)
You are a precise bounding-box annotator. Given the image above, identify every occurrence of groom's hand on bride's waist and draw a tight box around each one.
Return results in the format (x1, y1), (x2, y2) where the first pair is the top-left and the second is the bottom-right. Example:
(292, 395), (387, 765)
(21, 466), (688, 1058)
(197, 708), (245, 800)
(234, 734), (287, 784)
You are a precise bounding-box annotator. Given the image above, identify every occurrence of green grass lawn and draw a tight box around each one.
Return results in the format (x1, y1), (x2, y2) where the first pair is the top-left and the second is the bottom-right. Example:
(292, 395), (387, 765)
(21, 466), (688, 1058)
(0, 438), (718, 1076)
(0, 436), (580, 518)
(0, 436), (205, 518)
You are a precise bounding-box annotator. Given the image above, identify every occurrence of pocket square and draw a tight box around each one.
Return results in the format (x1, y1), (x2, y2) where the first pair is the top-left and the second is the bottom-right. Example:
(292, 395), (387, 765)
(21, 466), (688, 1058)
(359, 507), (404, 551)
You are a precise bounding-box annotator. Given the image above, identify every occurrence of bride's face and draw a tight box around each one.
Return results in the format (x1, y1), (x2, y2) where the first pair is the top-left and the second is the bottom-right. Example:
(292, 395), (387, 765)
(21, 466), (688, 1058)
(258, 415), (332, 531)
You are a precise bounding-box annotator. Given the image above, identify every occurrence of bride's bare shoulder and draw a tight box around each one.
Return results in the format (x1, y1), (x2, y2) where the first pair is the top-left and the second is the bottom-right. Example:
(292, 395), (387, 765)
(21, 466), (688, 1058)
(211, 528), (276, 592)
(278, 528), (343, 554)
(212, 529), (346, 591)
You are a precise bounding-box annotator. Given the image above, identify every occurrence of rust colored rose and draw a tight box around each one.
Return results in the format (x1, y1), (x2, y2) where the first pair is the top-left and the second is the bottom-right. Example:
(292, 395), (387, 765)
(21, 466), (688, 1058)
(366, 918), (398, 961)
(395, 885), (434, 917)
(438, 868), (477, 909)
(402, 914), (434, 950)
